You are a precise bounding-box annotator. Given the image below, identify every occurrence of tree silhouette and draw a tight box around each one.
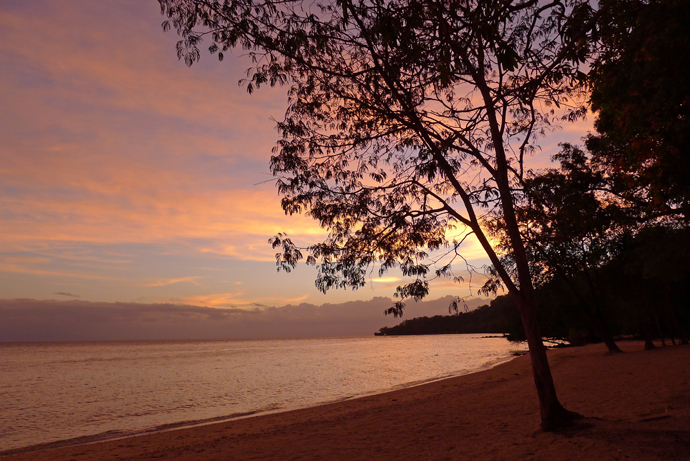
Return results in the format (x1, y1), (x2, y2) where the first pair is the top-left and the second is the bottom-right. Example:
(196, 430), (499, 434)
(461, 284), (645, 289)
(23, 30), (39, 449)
(587, 0), (690, 219)
(602, 226), (690, 346)
(159, 0), (595, 429)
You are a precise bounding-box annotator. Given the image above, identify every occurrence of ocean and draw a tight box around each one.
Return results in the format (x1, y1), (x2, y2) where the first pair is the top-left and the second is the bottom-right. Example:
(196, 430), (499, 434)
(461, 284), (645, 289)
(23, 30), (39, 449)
(0, 334), (524, 453)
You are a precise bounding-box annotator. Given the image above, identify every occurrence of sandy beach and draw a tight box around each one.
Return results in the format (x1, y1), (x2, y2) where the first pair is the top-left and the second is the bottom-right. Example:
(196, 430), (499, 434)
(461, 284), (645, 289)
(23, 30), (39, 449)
(4, 341), (689, 461)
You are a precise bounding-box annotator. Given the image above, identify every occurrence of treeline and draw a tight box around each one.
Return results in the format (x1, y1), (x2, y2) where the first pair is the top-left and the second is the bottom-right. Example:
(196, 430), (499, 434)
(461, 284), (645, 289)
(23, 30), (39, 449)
(379, 226), (690, 346)
(376, 299), (512, 336)
(506, 226), (690, 348)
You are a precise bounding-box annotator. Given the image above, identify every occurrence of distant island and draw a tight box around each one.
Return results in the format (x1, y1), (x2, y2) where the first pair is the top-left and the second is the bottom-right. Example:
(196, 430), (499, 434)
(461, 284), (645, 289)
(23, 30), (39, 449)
(376, 298), (512, 336)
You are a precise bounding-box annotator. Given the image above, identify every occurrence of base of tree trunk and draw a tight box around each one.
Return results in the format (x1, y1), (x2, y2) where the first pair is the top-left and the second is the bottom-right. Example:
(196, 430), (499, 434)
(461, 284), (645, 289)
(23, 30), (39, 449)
(541, 406), (583, 432)
(604, 338), (623, 354)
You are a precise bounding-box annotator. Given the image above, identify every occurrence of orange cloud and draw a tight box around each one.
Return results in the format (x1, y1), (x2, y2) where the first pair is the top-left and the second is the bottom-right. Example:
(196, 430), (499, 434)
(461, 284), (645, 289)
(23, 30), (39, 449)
(0, 261), (128, 282)
(179, 292), (310, 309)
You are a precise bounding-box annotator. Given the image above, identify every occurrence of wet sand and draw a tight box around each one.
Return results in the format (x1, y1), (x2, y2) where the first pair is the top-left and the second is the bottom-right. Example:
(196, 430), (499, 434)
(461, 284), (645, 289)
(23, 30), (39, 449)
(4, 341), (689, 461)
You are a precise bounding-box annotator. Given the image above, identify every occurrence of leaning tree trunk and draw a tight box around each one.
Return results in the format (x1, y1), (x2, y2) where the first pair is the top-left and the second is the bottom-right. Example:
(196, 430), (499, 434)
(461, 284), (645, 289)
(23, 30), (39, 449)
(478, 75), (581, 430)
(473, 211), (580, 430)
(512, 289), (581, 430)
(494, 166), (580, 430)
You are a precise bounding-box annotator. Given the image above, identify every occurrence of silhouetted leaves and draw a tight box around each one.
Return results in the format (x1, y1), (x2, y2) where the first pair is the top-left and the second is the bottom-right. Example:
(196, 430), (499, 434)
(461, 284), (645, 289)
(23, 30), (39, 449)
(158, 0), (594, 312)
(587, 0), (690, 220)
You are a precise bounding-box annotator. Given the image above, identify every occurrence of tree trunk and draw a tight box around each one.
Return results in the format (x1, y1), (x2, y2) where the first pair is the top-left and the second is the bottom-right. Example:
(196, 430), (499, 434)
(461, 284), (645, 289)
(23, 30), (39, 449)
(496, 184), (581, 430)
(644, 328), (656, 350)
(469, 184), (578, 429)
(479, 70), (580, 430)
(581, 265), (622, 353)
(491, 168), (580, 429)
(513, 293), (581, 431)
(655, 314), (666, 346)
(672, 308), (690, 344)
(602, 334), (623, 354)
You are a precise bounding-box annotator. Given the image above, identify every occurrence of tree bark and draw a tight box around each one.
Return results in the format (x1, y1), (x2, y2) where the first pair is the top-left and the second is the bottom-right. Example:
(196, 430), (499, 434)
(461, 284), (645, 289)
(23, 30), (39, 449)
(512, 292), (581, 431)
(494, 169), (580, 429)
(602, 334), (623, 354)
(491, 149), (580, 429)
(482, 102), (579, 430)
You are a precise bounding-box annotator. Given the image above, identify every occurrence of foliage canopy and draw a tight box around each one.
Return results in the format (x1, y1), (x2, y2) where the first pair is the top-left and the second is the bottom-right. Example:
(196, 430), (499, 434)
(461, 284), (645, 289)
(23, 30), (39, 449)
(160, 0), (597, 429)
(161, 0), (592, 310)
(587, 0), (690, 219)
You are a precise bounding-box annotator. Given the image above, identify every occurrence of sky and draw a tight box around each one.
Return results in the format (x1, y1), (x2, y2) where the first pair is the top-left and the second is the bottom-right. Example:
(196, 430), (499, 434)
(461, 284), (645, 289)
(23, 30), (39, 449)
(0, 1), (593, 340)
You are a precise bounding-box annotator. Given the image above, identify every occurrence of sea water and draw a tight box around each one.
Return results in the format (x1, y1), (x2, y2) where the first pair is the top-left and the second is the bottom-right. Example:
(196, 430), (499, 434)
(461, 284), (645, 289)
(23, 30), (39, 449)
(0, 334), (524, 452)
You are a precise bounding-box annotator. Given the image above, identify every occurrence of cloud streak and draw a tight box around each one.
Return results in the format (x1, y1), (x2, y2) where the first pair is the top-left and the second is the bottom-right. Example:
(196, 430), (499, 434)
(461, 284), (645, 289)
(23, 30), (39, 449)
(53, 292), (80, 298)
(138, 276), (203, 288)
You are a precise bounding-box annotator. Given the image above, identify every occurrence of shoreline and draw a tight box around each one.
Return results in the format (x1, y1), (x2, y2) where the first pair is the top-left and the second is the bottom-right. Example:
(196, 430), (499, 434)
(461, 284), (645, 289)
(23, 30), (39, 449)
(4, 341), (690, 460)
(1, 348), (523, 457)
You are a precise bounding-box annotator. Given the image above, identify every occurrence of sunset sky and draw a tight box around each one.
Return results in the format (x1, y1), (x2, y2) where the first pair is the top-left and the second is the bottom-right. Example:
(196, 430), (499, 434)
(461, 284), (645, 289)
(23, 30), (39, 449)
(0, 1), (592, 338)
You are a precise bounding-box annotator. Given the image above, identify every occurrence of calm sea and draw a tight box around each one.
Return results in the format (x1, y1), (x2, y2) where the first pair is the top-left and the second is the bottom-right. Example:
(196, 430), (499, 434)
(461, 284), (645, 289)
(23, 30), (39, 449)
(0, 334), (524, 452)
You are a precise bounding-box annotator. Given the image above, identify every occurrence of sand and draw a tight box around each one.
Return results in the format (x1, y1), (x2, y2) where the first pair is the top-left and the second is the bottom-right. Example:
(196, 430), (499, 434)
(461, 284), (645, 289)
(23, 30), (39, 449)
(4, 341), (689, 461)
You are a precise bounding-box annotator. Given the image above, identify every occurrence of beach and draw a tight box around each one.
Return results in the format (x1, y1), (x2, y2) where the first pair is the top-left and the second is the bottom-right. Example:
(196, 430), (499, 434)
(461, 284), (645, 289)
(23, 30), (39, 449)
(5, 341), (689, 461)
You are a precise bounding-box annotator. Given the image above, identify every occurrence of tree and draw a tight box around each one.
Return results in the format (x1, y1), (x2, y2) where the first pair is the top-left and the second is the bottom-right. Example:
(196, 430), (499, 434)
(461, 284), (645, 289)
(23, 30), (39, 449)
(586, 0), (690, 219)
(159, 0), (594, 429)
(602, 225), (690, 346)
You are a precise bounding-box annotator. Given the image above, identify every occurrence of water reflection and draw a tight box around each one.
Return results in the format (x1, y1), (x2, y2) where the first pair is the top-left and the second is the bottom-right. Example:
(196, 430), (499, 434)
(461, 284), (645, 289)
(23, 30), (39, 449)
(0, 335), (524, 451)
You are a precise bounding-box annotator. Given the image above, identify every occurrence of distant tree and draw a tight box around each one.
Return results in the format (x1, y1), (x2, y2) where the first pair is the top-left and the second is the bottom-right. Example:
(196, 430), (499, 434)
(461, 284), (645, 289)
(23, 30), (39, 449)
(603, 226), (690, 346)
(586, 0), (690, 219)
(159, 0), (596, 429)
